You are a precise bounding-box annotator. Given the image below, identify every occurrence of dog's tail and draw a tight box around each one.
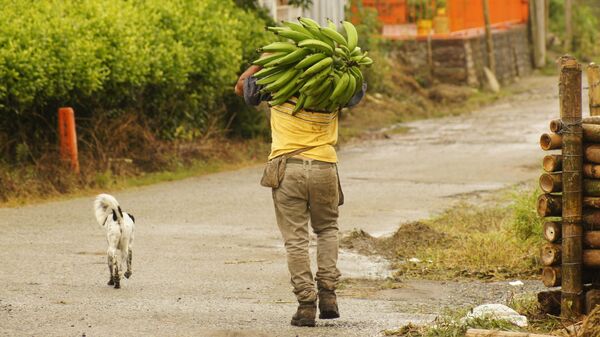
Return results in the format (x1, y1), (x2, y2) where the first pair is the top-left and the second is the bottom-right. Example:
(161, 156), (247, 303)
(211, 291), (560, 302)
(94, 194), (124, 226)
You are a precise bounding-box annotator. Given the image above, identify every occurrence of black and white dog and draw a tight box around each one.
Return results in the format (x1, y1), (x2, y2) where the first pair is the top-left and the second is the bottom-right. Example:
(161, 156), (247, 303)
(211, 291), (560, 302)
(94, 194), (135, 289)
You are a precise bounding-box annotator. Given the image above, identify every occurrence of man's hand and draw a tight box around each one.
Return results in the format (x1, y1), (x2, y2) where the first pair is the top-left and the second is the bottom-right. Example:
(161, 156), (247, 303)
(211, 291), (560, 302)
(235, 65), (262, 96)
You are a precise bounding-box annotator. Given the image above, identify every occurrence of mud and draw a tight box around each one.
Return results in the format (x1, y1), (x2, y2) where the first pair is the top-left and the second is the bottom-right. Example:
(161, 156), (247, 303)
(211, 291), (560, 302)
(0, 75), (561, 336)
(340, 222), (447, 259)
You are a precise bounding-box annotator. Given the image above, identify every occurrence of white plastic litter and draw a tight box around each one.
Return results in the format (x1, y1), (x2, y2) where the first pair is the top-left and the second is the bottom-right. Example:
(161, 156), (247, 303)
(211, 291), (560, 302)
(509, 280), (524, 286)
(408, 257), (421, 263)
(463, 304), (528, 327)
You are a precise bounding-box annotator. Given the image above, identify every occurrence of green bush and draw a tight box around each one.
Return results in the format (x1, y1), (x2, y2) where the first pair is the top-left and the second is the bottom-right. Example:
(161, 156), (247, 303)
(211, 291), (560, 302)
(0, 0), (271, 159)
(509, 187), (544, 243)
(549, 0), (600, 59)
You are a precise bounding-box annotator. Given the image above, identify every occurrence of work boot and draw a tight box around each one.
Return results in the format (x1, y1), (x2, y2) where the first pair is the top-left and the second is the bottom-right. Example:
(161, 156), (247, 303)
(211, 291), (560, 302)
(318, 289), (340, 319)
(291, 301), (316, 327)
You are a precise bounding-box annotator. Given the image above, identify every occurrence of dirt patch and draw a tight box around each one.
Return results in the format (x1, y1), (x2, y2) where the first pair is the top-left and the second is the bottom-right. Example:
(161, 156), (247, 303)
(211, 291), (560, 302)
(340, 222), (450, 260)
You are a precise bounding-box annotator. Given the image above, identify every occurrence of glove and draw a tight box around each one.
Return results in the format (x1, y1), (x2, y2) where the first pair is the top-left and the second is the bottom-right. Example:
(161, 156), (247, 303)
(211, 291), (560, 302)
(243, 76), (272, 106)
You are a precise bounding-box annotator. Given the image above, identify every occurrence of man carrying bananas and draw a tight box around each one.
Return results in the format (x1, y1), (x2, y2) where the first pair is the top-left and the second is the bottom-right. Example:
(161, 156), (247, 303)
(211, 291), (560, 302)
(235, 57), (366, 327)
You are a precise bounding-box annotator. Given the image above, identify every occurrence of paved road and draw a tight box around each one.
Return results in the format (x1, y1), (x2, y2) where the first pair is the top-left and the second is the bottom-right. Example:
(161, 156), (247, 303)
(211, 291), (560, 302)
(0, 76), (563, 337)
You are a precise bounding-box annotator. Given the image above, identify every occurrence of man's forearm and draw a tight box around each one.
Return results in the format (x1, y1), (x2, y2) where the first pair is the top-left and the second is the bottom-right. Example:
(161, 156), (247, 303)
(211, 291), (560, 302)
(235, 65), (262, 96)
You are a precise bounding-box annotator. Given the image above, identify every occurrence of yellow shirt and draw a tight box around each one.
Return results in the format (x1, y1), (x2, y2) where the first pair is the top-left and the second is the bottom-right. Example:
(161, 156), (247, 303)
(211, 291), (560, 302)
(269, 102), (338, 163)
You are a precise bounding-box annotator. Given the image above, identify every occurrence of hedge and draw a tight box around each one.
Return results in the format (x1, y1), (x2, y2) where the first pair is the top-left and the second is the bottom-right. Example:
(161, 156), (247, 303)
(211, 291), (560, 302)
(0, 0), (271, 159)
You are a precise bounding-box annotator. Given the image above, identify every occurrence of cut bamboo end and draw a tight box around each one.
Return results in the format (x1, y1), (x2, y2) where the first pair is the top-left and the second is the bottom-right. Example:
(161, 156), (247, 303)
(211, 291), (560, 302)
(540, 133), (562, 151)
(541, 243), (561, 266)
(542, 154), (562, 172)
(537, 194), (562, 217)
(541, 224), (600, 248)
(541, 266), (597, 287)
(539, 173), (562, 193)
(542, 266), (561, 287)
(560, 55), (582, 70)
(543, 221), (561, 242)
(549, 119), (563, 133)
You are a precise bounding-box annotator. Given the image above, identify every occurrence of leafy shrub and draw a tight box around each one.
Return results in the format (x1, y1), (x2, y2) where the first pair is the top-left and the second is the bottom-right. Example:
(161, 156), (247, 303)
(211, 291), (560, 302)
(0, 0), (271, 160)
(509, 187), (544, 243)
(548, 0), (600, 59)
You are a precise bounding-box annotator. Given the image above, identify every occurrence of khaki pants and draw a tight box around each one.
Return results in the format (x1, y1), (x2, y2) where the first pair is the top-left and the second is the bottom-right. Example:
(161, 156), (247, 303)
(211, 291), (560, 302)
(272, 159), (341, 302)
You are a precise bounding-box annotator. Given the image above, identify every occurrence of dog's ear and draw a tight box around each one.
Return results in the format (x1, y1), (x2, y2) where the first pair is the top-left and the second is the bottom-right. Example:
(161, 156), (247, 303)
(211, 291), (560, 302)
(112, 210), (117, 221)
(128, 213), (135, 223)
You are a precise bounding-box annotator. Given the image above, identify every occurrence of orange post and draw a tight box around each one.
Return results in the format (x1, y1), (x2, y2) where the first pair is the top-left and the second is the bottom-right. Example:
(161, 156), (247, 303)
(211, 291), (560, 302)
(58, 107), (80, 173)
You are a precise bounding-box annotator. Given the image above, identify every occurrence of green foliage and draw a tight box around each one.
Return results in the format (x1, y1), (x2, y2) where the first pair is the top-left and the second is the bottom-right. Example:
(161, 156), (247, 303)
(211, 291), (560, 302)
(548, 0), (600, 58)
(0, 0), (271, 159)
(508, 187), (544, 243)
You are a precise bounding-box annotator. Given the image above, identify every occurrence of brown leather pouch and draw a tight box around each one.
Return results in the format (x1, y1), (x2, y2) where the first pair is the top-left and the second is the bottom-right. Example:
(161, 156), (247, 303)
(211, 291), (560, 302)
(260, 147), (314, 188)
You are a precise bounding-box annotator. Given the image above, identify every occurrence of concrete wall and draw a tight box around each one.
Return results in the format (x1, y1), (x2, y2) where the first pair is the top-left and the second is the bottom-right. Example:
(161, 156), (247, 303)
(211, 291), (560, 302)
(389, 25), (533, 87)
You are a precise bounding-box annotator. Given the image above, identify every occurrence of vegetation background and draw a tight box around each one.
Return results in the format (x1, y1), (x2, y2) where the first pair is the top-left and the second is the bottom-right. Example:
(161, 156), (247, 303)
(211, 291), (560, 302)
(0, 0), (598, 203)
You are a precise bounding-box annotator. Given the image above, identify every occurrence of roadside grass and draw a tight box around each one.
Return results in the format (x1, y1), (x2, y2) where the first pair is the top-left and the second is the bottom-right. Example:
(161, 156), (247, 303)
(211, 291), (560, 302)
(395, 186), (543, 280)
(341, 185), (544, 281)
(0, 139), (269, 207)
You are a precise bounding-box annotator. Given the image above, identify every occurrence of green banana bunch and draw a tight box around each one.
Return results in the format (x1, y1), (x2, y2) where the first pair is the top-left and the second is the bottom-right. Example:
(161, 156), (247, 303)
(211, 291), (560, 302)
(253, 17), (373, 113)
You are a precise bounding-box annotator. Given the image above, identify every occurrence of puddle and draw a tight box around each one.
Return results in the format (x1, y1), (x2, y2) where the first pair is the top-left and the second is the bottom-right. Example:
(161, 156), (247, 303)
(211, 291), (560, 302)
(335, 249), (392, 279)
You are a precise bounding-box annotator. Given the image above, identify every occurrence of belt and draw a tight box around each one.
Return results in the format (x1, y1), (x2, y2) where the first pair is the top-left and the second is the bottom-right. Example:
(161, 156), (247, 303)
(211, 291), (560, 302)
(286, 158), (335, 166)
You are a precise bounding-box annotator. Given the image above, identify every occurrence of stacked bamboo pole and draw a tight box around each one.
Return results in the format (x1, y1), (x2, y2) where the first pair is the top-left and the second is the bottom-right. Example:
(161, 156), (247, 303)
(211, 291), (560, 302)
(538, 56), (600, 318)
